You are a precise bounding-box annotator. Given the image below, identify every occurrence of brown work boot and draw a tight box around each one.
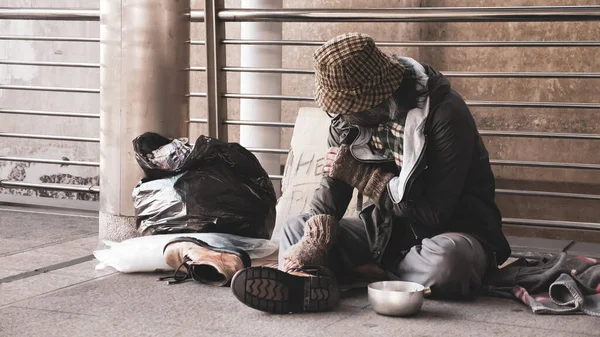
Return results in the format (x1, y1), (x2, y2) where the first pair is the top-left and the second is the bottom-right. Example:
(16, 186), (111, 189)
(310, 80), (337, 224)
(231, 266), (340, 314)
(161, 237), (251, 286)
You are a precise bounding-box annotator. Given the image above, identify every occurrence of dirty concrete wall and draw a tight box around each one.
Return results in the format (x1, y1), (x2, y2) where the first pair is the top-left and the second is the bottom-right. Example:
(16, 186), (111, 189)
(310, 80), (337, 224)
(417, 0), (600, 229)
(0, 0), (100, 202)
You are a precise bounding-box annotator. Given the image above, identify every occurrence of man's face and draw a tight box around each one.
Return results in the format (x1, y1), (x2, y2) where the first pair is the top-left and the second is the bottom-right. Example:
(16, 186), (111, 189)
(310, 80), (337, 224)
(341, 101), (390, 128)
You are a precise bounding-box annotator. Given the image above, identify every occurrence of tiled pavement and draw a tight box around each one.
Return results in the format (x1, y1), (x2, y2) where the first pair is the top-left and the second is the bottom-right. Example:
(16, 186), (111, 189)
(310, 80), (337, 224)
(1, 206), (598, 337)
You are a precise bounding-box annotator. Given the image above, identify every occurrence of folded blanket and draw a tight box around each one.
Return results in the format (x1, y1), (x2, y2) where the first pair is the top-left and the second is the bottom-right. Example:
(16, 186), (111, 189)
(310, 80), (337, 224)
(483, 253), (600, 316)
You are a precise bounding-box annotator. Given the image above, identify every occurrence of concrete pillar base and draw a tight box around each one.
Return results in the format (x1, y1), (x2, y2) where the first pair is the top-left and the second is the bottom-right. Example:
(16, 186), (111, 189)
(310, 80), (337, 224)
(99, 212), (139, 242)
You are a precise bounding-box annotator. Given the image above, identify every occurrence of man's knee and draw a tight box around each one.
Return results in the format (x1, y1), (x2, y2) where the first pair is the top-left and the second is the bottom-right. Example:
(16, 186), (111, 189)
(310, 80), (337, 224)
(395, 233), (487, 297)
(421, 233), (487, 294)
(424, 233), (483, 273)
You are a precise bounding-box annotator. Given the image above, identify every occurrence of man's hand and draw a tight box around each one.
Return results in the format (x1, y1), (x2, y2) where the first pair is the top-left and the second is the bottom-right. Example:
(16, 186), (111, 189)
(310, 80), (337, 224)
(282, 214), (338, 271)
(323, 145), (394, 202)
(322, 147), (339, 176)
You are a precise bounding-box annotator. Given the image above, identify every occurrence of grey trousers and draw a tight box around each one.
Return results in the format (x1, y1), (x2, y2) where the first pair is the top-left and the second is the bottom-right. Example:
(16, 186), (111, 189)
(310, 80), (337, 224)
(279, 214), (490, 298)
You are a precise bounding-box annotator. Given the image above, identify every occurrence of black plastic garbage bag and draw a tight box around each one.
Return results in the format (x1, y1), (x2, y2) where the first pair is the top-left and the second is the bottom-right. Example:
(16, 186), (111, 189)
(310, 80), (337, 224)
(132, 133), (277, 239)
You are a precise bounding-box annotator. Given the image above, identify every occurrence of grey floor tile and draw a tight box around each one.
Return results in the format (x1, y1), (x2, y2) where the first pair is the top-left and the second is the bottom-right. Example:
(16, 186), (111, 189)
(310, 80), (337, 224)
(0, 306), (219, 337)
(390, 296), (600, 336)
(339, 287), (369, 308)
(0, 238), (48, 256)
(319, 308), (586, 337)
(10, 272), (600, 337)
(17, 273), (360, 337)
(52, 260), (117, 279)
(0, 210), (97, 243)
(0, 249), (84, 271)
(0, 268), (23, 279)
(33, 236), (98, 258)
(0, 236), (97, 272)
(0, 272), (89, 306)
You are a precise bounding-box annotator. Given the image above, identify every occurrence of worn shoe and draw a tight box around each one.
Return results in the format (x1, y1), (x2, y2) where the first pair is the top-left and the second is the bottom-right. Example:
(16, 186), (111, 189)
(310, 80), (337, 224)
(231, 266), (340, 314)
(162, 237), (251, 286)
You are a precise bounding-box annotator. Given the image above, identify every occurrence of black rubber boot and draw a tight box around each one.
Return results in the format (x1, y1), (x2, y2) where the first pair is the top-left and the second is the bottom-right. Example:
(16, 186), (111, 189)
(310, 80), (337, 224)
(230, 266), (340, 314)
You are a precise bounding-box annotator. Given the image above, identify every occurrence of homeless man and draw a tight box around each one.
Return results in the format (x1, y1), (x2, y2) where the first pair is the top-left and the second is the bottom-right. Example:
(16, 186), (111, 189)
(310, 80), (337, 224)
(231, 32), (512, 314)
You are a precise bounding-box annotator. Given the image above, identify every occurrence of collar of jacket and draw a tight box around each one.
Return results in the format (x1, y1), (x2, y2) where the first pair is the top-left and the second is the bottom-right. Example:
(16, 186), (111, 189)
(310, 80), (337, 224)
(346, 63), (452, 203)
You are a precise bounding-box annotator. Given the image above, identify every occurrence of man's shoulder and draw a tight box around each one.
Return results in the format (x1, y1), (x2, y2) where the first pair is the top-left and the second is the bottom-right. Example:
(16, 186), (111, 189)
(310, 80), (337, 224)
(430, 90), (471, 120)
(427, 90), (476, 135)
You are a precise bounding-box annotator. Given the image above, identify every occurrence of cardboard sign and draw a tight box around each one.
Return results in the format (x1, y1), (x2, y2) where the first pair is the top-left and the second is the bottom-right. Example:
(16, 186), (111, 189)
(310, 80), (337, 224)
(272, 107), (360, 241)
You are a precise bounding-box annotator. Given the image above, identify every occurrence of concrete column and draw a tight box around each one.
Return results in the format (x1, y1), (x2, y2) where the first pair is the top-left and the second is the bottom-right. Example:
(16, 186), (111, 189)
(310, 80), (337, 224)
(99, 0), (190, 241)
(239, 0), (283, 194)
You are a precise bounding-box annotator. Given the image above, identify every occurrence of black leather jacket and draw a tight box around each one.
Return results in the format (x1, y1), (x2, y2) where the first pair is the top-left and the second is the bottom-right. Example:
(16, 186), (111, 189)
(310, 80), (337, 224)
(308, 64), (511, 267)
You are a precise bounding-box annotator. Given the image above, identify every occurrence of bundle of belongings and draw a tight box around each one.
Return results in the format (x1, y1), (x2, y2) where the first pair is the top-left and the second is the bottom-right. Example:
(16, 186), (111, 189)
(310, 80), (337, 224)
(131, 133), (278, 286)
(483, 253), (600, 316)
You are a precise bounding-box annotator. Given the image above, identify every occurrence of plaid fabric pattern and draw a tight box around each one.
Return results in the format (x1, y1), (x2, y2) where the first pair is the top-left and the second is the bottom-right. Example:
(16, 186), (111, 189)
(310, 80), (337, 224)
(313, 33), (405, 115)
(371, 121), (405, 167)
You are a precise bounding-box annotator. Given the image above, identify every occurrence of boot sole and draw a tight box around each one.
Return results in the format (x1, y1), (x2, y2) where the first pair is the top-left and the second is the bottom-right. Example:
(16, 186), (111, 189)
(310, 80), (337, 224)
(231, 267), (340, 314)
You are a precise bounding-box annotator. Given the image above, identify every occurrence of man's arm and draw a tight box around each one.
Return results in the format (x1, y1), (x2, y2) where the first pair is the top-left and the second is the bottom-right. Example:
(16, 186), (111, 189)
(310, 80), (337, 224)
(308, 176), (354, 220)
(308, 119), (355, 220)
